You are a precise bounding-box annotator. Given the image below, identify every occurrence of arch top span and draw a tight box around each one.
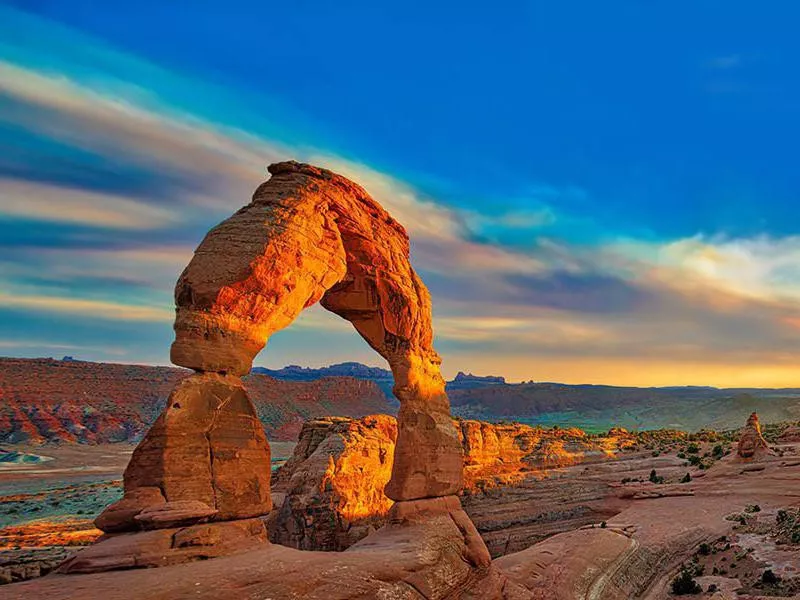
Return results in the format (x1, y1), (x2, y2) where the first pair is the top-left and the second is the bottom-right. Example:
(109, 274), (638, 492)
(169, 161), (463, 502)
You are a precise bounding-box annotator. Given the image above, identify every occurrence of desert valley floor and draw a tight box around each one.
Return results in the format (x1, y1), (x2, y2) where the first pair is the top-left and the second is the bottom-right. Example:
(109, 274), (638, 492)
(2, 418), (800, 599)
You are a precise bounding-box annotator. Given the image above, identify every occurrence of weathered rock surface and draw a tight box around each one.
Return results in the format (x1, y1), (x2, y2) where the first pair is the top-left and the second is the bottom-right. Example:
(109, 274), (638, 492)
(269, 415), (639, 551)
(269, 414), (396, 550)
(736, 412), (771, 460)
(168, 161), (462, 501)
(778, 424), (800, 443)
(59, 518), (268, 574)
(96, 373), (271, 531)
(12, 508), (524, 599)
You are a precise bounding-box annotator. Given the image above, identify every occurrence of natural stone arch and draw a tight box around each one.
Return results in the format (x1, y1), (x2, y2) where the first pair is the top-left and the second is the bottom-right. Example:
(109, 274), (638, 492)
(97, 162), (463, 532)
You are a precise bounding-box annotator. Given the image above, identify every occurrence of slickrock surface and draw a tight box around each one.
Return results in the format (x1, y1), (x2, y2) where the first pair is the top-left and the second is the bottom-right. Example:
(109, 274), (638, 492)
(59, 518), (269, 574)
(169, 161), (462, 501)
(9, 502), (522, 600)
(737, 412), (772, 460)
(0, 357), (392, 443)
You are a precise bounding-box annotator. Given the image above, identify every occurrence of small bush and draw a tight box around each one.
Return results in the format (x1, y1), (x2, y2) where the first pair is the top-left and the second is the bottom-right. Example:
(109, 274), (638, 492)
(686, 443), (700, 454)
(762, 569), (780, 585)
(681, 473), (692, 483)
(671, 569), (702, 595)
(697, 543), (711, 556)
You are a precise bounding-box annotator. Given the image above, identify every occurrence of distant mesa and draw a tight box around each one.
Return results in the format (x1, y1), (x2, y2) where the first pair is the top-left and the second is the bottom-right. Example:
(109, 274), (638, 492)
(451, 371), (507, 385)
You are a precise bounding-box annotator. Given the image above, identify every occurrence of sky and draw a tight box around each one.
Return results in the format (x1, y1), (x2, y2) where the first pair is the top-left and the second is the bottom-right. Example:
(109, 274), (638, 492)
(2, 1), (800, 386)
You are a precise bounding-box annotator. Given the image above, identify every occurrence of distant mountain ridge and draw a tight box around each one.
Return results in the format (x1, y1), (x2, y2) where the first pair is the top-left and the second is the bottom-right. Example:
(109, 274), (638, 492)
(0, 357), (393, 444)
(4, 358), (800, 444)
(252, 362), (508, 400)
(255, 362), (800, 432)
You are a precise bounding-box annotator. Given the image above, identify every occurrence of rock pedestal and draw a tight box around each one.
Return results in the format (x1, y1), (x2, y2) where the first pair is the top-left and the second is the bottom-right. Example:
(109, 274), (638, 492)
(736, 412), (770, 460)
(96, 373), (271, 531)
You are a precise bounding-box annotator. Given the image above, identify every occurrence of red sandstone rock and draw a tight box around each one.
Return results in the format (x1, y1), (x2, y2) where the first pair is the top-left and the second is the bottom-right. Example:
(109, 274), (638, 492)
(270, 415), (639, 552)
(96, 373), (271, 531)
(94, 487), (165, 533)
(778, 424), (800, 443)
(134, 501), (217, 530)
(167, 161), (462, 500)
(736, 412), (771, 460)
(269, 415), (396, 550)
(59, 519), (268, 574)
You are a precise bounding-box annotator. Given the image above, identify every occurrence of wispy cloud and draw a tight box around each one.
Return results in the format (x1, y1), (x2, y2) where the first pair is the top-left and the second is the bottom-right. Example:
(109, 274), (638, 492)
(0, 177), (179, 229)
(0, 292), (172, 322)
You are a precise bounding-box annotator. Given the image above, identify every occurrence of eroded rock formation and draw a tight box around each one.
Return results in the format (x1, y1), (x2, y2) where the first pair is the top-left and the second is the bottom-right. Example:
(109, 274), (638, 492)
(736, 412), (770, 460)
(269, 415), (638, 551)
(778, 424), (800, 443)
(269, 415), (397, 550)
(93, 161), (475, 589)
(168, 160), (462, 503)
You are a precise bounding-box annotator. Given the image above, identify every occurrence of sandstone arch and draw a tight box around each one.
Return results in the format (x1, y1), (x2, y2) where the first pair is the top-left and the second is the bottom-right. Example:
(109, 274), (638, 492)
(97, 162), (463, 531)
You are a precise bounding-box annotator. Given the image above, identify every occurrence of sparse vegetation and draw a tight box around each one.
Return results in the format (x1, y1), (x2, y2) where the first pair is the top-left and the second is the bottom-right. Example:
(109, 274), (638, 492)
(762, 569), (780, 585)
(671, 569), (702, 595)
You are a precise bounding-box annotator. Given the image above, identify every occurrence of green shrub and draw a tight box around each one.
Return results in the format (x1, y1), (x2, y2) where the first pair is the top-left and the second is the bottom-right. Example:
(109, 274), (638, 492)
(671, 569), (702, 595)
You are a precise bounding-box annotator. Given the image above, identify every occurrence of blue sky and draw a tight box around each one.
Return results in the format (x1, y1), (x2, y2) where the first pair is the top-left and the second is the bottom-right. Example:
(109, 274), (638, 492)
(2, 1), (800, 386)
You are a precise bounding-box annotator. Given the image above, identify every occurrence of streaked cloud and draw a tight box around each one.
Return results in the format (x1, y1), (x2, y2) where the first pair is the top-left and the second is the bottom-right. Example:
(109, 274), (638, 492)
(0, 177), (179, 229)
(0, 292), (172, 322)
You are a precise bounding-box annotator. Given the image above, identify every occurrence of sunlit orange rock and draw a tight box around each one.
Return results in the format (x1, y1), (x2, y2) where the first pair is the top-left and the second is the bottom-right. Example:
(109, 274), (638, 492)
(0, 519), (102, 551)
(168, 161), (462, 501)
(736, 412), (770, 460)
(270, 415), (637, 550)
(98, 160), (463, 542)
(269, 415), (397, 550)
